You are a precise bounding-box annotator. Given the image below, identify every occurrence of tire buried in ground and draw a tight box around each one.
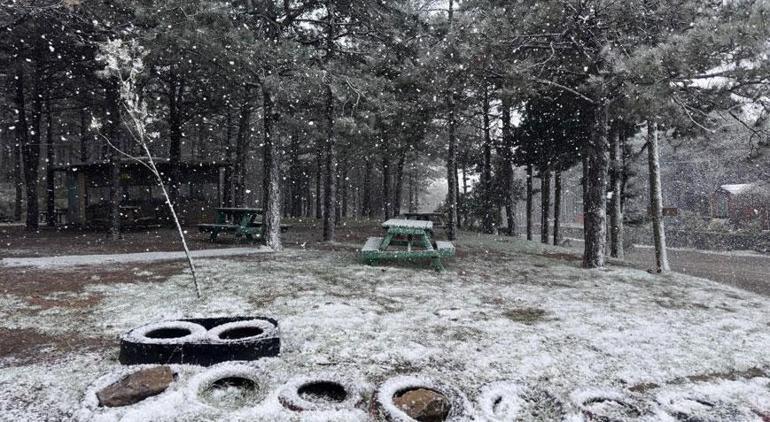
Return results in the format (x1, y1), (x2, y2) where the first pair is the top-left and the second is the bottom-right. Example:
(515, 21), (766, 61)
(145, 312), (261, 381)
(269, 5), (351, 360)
(371, 376), (472, 422)
(656, 392), (756, 421)
(478, 381), (567, 421)
(278, 374), (365, 412)
(573, 390), (644, 422)
(188, 363), (267, 411)
(119, 316), (280, 366)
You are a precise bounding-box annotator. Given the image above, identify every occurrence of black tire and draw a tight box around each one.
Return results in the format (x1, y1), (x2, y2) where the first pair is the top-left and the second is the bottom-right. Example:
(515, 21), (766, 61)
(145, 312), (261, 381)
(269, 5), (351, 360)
(119, 316), (280, 366)
(278, 374), (366, 412)
(370, 375), (472, 421)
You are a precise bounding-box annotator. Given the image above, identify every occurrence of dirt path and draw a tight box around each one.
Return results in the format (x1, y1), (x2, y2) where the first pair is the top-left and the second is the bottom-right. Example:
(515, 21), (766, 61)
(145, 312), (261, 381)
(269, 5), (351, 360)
(564, 238), (770, 297)
(625, 246), (770, 297)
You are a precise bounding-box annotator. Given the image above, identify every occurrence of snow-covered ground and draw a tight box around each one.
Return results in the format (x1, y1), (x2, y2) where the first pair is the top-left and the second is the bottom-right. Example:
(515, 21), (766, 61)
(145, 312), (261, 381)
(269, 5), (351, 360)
(0, 246), (273, 269)
(1, 235), (769, 421)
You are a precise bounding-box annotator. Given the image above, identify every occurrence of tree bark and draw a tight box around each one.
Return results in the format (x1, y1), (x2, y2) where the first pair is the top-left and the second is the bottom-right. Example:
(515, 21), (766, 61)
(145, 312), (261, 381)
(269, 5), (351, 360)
(445, 0), (457, 240)
(233, 90), (253, 206)
(168, 71), (183, 207)
(261, 87), (282, 250)
(540, 170), (551, 244)
(381, 138), (391, 219)
(553, 170), (562, 245)
(13, 132), (22, 222)
(647, 120), (669, 272)
(362, 157), (371, 217)
(222, 110), (234, 207)
(393, 148), (406, 217)
(289, 132), (302, 217)
(501, 96), (516, 236)
(582, 101), (610, 268)
(446, 98), (458, 240)
(481, 84), (494, 234)
(322, 83), (337, 241)
(609, 125), (624, 258)
(460, 156), (468, 227)
(315, 140), (323, 219)
(17, 65), (42, 231)
(45, 99), (56, 227)
(106, 81), (122, 239)
(79, 106), (89, 162)
(526, 163), (533, 240)
(341, 161), (349, 218)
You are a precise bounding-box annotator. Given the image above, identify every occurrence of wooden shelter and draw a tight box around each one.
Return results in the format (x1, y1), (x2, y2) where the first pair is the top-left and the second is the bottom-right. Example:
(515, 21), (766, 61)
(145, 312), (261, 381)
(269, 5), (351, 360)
(710, 183), (770, 230)
(53, 159), (229, 228)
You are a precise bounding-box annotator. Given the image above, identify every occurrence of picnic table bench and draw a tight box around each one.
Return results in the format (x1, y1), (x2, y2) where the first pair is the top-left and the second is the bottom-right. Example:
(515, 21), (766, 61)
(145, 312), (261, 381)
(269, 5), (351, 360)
(198, 207), (290, 242)
(361, 218), (455, 271)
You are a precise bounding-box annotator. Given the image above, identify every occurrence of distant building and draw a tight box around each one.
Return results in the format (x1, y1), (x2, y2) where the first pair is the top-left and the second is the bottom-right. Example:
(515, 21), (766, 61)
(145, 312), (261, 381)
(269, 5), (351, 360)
(710, 183), (770, 230)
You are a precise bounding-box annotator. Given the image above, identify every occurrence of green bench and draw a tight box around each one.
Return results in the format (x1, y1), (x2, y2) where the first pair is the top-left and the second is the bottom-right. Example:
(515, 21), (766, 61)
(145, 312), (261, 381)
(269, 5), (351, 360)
(198, 207), (291, 242)
(360, 219), (455, 271)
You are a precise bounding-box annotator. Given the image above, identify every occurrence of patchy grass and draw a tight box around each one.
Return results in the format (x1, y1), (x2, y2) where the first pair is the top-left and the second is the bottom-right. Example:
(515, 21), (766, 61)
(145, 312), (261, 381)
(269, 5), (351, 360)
(502, 307), (548, 324)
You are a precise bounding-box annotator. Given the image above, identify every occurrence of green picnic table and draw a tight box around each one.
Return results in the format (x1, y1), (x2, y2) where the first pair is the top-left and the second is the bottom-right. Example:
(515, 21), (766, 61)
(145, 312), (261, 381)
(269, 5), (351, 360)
(400, 212), (447, 228)
(360, 218), (455, 271)
(198, 207), (263, 242)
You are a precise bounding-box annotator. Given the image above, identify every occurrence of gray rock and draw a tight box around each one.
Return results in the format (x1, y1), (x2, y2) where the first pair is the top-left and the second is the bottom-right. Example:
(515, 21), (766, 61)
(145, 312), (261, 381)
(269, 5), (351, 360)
(393, 388), (451, 422)
(97, 366), (174, 407)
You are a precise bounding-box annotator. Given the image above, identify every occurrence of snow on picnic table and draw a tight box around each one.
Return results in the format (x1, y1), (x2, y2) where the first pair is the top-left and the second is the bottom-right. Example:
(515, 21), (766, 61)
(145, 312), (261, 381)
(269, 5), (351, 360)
(1, 235), (769, 421)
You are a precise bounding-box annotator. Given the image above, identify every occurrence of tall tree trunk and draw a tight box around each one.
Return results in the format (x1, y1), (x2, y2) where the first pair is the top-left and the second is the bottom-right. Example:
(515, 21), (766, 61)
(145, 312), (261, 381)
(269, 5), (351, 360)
(583, 101), (610, 268)
(393, 148), (406, 217)
(460, 157), (468, 227)
(106, 81), (122, 239)
(233, 90), (253, 206)
(18, 65), (43, 231)
(79, 106), (89, 162)
(481, 84), (494, 234)
(341, 162), (349, 218)
(408, 171), (416, 213)
(168, 72), (183, 207)
(289, 131), (302, 217)
(647, 120), (669, 272)
(13, 132), (22, 222)
(321, 0), (338, 241)
(381, 139), (391, 219)
(322, 84), (337, 241)
(501, 96), (516, 236)
(14, 67), (30, 225)
(315, 140), (323, 219)
(609, 125), (624, 258)
(540, 170), (551, 244)
(553, 170), (562, 245)
(445, 0), (457, 241)
(526, 163), (533, 240)
(222, 110), (234, 207)
(45, 99), (56, 227)
(261, 87), (282, 250)
(362, 157), (371, 218)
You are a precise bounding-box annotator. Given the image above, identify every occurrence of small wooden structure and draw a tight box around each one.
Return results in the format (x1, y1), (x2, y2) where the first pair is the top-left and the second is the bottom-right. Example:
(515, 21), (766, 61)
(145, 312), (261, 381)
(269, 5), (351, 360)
(53, 159), (228, 228)
(710, 183), (770, 230)
(361, 218), (455, 271)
